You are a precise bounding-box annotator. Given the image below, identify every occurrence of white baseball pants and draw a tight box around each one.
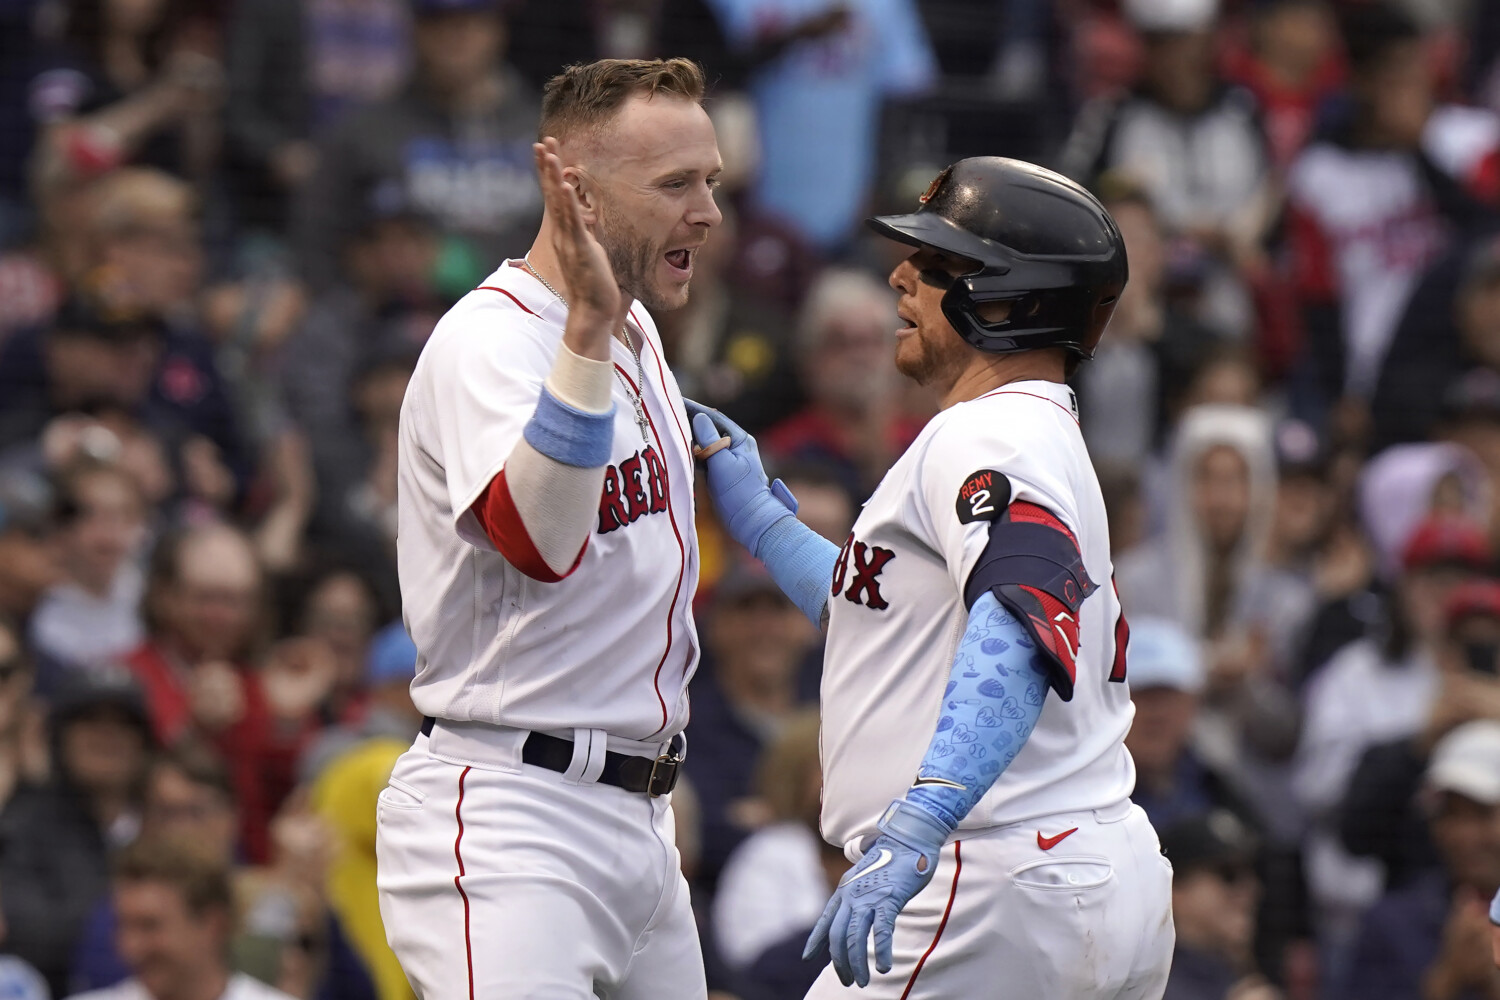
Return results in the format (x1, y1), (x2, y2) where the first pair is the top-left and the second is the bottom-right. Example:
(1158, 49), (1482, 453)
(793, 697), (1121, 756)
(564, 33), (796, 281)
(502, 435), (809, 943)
(375, 724), (705, 999)
(806, 801), (1174, 1000)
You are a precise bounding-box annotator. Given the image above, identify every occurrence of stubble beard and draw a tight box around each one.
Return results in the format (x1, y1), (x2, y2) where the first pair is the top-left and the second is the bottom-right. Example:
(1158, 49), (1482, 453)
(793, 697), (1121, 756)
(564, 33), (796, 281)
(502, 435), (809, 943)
(596, 208), (686, 314)
(895, 323), (962, 388)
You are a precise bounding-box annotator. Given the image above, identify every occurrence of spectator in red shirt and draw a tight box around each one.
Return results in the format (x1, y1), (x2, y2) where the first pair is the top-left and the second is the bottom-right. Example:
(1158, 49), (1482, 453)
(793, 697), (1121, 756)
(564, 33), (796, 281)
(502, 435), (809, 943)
(124, 522), (322, 862)
(1223, 0), (1343, 173)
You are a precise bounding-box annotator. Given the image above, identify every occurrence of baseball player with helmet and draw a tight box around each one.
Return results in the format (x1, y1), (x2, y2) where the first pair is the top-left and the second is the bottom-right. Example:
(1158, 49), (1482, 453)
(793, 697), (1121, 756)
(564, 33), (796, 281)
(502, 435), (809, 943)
(691, 157), (1175, 997)
(375, 58), (722, 998)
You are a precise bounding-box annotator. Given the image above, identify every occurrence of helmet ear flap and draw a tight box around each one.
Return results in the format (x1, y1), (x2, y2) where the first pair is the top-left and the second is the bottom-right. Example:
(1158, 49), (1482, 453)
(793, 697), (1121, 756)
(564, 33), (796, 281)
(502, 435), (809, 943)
(1081, 293), (1123, 358)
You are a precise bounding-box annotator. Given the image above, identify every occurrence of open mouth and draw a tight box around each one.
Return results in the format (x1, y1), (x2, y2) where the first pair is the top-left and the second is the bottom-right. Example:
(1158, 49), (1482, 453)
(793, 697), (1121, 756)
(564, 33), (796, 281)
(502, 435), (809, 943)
(896, 309), (918, 336)
(665, 248), (693, 275)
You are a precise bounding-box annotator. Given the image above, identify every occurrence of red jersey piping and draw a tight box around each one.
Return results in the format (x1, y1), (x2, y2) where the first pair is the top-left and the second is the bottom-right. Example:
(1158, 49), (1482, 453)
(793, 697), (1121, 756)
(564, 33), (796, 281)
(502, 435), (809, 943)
(477, 286), (538, 316)
(900, 840), (962, 999)
(453, 766), (475, 1000)
(616, 362), (686, 738)
(977, 388), (1079, 424)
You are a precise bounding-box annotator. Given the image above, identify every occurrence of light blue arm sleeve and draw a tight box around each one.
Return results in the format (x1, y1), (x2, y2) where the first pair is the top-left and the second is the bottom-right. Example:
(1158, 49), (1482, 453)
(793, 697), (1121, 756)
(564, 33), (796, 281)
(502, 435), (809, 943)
(1491, 886), (1500, 925)
(754, 514), (840, 628)
(905, 591), (1049, 830)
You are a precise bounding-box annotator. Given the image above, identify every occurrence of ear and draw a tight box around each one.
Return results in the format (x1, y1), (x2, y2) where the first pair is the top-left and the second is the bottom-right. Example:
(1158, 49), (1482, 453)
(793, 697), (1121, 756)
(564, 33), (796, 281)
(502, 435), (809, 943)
(561, 165), (601, 227)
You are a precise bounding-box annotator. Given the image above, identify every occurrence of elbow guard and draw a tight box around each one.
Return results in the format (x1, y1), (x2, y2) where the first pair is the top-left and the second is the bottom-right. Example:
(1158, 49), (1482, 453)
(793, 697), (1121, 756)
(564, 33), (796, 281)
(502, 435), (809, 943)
(963, 501), (1095, 700)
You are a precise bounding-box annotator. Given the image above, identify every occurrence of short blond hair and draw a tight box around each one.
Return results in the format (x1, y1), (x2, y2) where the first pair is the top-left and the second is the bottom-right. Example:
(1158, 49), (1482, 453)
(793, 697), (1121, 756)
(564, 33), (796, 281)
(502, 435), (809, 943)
(539, 58), (705, 144)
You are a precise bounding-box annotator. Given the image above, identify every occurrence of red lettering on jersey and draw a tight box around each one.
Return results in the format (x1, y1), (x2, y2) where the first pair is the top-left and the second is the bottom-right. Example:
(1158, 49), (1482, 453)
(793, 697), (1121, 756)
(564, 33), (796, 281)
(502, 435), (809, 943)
(642, 445), (669, 514)
(1109, 576), (1129, 683)
(845, 541), (896, 610)
(598, 449), (672, 534)
(598, 466), (629, 533)
(831, 532), (853, 596)
(621, 453), (650, 522)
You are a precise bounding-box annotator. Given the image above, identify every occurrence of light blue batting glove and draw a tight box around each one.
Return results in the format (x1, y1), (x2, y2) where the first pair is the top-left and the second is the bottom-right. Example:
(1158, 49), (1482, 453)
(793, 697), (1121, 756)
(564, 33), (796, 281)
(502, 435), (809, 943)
(803, 799), (948, 987)
(685, 399), (798, 557)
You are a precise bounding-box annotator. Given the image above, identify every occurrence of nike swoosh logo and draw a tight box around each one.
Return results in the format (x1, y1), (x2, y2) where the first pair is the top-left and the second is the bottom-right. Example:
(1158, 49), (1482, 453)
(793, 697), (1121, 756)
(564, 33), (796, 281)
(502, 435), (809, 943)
(1037, 827), (1079, 851)
(840, 848), (893, 886)
(913, 777), (967, 790)
(1052, 623), (1077, 661)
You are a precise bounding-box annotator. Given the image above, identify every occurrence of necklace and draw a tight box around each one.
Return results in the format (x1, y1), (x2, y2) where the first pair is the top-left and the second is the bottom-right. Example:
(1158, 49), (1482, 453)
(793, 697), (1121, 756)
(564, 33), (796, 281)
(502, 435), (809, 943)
(523, 255), (649, 442)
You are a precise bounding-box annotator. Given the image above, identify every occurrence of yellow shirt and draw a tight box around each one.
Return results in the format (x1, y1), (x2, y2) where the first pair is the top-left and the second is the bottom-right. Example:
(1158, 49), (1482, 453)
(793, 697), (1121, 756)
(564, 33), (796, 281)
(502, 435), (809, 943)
(310, 738), (413, 1000)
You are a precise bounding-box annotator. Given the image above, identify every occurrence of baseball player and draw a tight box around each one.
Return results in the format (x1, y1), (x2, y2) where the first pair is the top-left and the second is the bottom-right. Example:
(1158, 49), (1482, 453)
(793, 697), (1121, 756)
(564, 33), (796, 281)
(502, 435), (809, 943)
(691, 158), (1175, 997)
(375, 58), (722, 998)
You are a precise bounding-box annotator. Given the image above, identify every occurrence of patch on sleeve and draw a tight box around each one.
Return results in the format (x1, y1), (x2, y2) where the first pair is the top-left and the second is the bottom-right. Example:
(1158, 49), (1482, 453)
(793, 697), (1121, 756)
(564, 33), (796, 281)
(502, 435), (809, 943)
(956, 470), (1010, 524)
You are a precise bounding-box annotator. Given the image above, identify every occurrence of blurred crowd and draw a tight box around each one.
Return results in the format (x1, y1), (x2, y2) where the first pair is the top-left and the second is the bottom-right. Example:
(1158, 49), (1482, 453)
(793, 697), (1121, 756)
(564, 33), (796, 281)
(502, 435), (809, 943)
(3, 0), (1500, 998)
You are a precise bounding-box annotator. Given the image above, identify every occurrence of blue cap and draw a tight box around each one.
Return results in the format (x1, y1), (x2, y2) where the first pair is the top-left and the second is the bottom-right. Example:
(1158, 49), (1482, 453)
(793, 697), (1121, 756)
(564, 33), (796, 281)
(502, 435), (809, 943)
(1124, 617), (1204, 694)
(366, 622), (419, 686)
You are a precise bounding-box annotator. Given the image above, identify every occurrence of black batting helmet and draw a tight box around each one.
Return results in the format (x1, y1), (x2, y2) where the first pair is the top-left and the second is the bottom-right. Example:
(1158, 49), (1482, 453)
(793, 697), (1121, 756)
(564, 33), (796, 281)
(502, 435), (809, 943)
(868, 157), (1128, 360)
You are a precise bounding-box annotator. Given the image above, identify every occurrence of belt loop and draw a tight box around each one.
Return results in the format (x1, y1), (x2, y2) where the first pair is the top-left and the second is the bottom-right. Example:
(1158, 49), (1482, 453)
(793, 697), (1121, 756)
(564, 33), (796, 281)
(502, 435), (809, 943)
(562, 728), (608, 785)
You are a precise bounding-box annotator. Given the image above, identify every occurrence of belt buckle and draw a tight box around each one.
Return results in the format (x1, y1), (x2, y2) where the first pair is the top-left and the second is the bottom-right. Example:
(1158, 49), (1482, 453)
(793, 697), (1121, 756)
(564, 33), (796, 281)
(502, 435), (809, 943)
(647, 738), (685, 797)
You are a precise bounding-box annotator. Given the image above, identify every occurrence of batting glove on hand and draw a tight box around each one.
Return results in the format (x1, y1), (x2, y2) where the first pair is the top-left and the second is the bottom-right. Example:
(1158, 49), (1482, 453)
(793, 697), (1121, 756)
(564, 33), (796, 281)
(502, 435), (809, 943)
(685, 399), (798, 558)
(804, 799), (949, 987)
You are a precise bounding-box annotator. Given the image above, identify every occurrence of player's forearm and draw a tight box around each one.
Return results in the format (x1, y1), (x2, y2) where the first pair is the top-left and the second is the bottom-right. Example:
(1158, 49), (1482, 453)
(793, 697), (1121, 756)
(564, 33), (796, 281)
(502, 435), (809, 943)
(561, 302), (626, 362)
(687, 399), (838, 624)
(494, 443), (607, 575)
(473, 344), (616, 578)
(904, 591), (1048, 831)
(753, 514), (839, 628)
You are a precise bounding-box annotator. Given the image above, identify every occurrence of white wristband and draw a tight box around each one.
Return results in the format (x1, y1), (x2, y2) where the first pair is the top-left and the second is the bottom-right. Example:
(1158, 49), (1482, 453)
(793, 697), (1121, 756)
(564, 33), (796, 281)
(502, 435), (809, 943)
(545, 342), (614, 415)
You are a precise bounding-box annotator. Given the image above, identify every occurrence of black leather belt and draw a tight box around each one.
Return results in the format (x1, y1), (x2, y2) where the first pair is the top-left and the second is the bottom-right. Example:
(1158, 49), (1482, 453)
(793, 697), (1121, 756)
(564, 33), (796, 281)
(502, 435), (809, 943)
(419, 717), (683, 797)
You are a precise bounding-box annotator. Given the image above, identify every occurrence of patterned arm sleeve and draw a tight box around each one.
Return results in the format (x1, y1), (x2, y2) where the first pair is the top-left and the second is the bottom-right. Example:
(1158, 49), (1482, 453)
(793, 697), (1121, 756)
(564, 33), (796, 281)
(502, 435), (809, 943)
(905, 591), (1048, 830)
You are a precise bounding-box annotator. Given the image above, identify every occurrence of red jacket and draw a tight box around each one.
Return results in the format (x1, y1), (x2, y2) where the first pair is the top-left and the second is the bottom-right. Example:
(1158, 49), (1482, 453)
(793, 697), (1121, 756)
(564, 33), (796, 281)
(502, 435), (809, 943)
(124, 641), (309, 862)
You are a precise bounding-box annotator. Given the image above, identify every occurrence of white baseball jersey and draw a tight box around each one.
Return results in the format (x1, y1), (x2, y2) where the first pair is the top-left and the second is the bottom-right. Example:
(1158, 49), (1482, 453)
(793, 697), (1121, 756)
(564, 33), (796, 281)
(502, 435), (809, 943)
(396, 261), (700, 740)
(819, 380), (1135, 853)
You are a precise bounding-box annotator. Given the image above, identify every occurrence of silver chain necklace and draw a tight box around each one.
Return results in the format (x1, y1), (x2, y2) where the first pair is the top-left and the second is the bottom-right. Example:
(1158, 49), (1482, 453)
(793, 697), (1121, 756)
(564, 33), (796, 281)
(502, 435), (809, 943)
(524, 255), (649, 442)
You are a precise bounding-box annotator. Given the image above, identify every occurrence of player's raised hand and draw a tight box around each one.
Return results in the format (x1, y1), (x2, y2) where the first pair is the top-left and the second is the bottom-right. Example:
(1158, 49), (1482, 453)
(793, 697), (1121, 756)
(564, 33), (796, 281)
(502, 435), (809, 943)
(534, 138), (622, 334)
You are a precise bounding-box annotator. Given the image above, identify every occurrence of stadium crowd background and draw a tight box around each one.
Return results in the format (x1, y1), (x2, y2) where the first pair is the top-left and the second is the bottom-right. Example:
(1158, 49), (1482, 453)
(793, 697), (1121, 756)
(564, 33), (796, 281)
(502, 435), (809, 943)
(4, 0), (1500, 997)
